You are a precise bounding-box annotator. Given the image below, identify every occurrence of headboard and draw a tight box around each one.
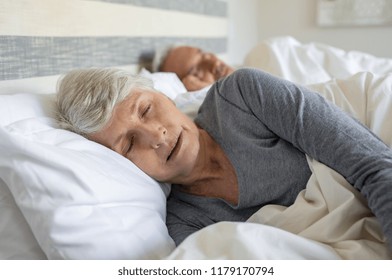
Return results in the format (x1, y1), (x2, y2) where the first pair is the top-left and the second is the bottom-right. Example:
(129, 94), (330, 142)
(0, 0), (228, 83)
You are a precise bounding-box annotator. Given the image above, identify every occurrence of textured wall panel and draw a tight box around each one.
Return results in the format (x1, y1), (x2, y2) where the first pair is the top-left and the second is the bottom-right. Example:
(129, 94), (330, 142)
(0, 36), (227, 80)
(0, 0), (228, 80)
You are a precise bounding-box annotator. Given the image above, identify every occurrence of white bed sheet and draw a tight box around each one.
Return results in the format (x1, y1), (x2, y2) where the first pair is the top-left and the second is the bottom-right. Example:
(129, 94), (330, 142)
(244, 36), (392, 85)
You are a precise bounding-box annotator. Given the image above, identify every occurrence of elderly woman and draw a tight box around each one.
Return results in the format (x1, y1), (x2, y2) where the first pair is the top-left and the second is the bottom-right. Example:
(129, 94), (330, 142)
(57, 68), (392, 247)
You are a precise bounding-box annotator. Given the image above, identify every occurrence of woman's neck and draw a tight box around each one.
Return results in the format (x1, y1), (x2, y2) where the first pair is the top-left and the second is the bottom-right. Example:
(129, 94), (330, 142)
(173, 128), (238, 205)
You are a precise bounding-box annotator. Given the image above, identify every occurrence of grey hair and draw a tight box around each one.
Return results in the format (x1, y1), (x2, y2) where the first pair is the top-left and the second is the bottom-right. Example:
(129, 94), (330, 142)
(56, 68), (155, 137)
(151, 43), (186, 72)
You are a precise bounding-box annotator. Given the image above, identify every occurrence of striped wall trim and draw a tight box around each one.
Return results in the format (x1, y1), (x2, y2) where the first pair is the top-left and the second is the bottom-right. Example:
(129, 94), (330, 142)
(92, 0), (227, 17)
(0, 36), (227, 80)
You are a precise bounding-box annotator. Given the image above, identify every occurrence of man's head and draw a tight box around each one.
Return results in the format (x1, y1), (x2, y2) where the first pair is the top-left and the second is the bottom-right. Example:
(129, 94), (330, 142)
(153, 46), (234, 91)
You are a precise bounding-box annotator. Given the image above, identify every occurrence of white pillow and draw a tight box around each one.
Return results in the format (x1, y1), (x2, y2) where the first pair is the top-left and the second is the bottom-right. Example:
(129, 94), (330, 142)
(0, 178), (47, 259)
(139, 68), (187, 99)
(0, 93), (175, 259)
(174, 86), (211, 119)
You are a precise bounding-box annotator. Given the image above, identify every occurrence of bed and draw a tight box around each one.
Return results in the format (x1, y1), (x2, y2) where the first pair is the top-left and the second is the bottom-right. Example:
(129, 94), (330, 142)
(1, 1), (392, 260)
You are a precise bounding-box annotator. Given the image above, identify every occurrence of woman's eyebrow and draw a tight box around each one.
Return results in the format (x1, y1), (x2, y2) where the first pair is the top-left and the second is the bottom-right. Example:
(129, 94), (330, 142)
(125, 94), (140, 117)
(110, 97), (139, 152)
(111, 132), (127, 154)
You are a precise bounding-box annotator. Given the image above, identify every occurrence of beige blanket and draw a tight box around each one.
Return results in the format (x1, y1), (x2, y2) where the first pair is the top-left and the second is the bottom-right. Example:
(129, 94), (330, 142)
(249, 156), (391, 259)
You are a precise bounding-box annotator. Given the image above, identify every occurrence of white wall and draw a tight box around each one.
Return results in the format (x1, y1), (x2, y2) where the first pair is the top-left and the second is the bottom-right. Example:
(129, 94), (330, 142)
(258, 0), (392, 58)
(227, 0), (261, 65)
(228, 0), (392, 63)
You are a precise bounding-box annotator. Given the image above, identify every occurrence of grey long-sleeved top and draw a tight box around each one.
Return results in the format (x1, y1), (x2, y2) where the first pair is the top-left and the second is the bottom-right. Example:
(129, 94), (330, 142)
(166, 68), (392, 247)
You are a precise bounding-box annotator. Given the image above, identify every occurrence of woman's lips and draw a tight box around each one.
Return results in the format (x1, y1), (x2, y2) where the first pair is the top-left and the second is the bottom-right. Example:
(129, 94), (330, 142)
(167, 131), (182, 161)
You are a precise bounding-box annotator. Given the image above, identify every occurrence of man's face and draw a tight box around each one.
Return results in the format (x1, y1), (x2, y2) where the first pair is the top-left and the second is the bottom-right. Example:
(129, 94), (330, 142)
(161, 46), (234, 91)
(89, 89), (201, 183)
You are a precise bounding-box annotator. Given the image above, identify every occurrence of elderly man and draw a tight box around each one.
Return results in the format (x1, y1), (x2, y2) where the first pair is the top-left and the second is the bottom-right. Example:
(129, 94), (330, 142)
(152, 38), (392, 91)
(153, 45), (234, 91)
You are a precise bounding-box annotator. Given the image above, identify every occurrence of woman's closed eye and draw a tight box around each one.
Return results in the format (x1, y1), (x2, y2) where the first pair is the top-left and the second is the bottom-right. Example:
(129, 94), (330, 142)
(139, 104), (151, 118)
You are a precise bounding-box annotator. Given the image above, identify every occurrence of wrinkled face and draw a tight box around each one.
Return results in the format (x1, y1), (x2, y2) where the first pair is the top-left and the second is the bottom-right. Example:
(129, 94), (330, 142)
(161, 46), (234, 91)
(89, 89), (200, 183)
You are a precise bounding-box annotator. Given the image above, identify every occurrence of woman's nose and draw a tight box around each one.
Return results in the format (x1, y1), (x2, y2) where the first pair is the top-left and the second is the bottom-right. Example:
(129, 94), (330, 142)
(149, 125), (167, 149)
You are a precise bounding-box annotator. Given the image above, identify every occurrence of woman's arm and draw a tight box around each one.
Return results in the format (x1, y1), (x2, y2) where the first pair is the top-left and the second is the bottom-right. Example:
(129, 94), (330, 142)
(166, 194), (213, 246)
(216, 68), (392, 246)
